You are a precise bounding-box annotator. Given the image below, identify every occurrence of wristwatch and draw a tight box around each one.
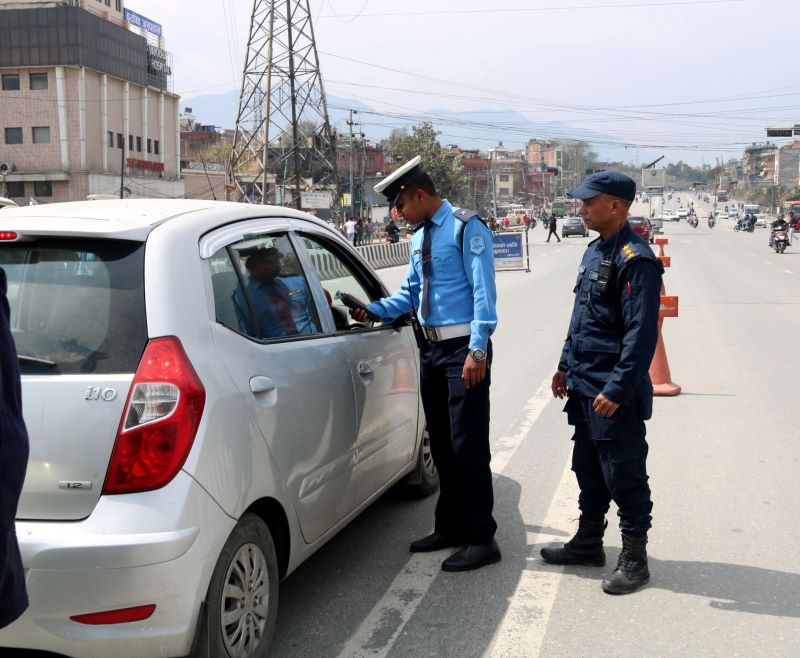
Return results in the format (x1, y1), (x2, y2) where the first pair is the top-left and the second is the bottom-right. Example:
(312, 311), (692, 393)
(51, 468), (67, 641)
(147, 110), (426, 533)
(470, 348), (486, 362)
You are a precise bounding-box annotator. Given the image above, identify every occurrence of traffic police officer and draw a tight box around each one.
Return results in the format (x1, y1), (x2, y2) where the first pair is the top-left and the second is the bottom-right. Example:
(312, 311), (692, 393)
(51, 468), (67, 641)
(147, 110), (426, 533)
(541, 171), (663, 594)
(1, 265), (29, 628)
(351, 156), (500, 572)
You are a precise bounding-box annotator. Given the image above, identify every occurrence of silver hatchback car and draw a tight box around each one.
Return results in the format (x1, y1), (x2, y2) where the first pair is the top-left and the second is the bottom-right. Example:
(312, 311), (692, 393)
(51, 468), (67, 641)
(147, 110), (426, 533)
(0, 200), (436, 657)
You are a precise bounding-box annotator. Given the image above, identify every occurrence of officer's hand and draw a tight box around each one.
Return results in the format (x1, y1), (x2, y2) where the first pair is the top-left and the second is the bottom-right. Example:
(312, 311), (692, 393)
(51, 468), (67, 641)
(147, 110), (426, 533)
(592, 393), (620, 418)
(552, 370), (568, 399)
(349, 308), (369, 322)
(462, 354), (487, 389)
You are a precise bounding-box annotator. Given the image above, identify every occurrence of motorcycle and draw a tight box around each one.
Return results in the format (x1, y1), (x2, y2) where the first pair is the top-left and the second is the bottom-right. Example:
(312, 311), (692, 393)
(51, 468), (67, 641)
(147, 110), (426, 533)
(707, 217), (715, 228)
(772, 228), (789, 254)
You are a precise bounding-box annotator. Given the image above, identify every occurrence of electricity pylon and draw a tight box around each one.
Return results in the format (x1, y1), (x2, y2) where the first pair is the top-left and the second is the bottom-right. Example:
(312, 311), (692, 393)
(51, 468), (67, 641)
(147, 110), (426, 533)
(228, 0), (339, 214)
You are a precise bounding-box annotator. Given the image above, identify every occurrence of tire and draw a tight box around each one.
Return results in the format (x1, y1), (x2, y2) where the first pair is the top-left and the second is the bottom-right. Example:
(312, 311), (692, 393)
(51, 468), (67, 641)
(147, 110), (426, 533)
(193, 514), (279, 658)
(406, 428), (439, 497)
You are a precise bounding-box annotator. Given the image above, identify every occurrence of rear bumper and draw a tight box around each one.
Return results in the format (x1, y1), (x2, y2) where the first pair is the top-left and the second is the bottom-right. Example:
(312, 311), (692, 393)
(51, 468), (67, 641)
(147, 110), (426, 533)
(0, 472), (235, 658)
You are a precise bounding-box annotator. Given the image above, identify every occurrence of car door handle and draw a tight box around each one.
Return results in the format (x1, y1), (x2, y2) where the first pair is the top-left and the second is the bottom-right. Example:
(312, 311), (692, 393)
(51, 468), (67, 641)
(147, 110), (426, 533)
(357, 361), (373, 375)
(249, 376), (276, 394)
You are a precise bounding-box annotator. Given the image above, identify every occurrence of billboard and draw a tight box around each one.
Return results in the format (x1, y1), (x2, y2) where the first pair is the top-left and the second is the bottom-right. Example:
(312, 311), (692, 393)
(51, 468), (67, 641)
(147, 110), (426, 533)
(493, 233), (528, 272)
(124, 8), (163, 37)
(301, 191), (332, 209)
(642, 168), (667, 189)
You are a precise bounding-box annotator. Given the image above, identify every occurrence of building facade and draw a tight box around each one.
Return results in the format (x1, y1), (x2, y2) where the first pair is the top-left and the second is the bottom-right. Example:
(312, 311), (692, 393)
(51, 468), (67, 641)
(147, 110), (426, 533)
(0, 0), (182, 203)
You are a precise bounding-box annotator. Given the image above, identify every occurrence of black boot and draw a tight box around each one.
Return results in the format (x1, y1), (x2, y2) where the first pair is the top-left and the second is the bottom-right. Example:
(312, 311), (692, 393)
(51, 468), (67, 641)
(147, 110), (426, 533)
(540, 516), (607, 567)
(602, 533), (650, 594)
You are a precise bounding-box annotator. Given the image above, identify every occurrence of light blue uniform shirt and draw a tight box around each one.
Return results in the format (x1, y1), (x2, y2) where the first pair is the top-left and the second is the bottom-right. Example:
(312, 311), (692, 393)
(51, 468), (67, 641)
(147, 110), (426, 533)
(367, 200), (498, 350)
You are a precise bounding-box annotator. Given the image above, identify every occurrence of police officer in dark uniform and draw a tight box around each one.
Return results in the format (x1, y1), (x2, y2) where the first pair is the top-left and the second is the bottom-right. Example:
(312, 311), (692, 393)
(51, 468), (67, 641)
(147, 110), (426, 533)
(350, 156), (500, 572)
(540, 171), (663, 595)
(0, 265), (30, 628)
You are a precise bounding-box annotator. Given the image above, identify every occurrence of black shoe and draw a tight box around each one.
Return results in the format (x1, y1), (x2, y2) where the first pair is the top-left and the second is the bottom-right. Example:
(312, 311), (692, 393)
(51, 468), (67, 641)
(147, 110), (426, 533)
(409, 533), (464, 553)
(540, 517), (607, 567)
(441, 540), (501, 572)
(602, 533), (650, 595)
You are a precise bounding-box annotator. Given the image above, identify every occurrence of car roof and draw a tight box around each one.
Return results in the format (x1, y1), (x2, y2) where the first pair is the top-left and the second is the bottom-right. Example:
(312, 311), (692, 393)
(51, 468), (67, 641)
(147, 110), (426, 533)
(0, 199), (327, 241)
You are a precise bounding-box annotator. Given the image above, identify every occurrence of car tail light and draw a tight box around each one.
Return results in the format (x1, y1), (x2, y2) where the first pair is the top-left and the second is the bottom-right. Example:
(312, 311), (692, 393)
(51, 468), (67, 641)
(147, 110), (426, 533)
(71, 604), (156, 625)
(0, 231), (18, 240)
(103, 337), (205, 495)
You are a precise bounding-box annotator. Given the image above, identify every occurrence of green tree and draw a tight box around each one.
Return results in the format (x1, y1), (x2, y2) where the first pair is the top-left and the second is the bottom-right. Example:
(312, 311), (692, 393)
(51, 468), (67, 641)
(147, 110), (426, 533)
(391, 122), (468, 202)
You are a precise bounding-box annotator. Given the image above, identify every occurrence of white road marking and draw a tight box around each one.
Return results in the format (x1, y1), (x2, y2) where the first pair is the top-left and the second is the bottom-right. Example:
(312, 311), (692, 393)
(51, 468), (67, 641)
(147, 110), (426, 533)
(784, 270), (793, 275)
(764, 261), (772, 265)
(485, 457), (578, 657)
(337, 378), (556, 658)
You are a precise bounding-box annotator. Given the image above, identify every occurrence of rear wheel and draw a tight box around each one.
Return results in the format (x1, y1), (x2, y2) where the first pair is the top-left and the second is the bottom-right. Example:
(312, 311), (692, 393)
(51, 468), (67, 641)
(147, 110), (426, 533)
(406, 428), (439, 497)
(194, 514), (279, 658)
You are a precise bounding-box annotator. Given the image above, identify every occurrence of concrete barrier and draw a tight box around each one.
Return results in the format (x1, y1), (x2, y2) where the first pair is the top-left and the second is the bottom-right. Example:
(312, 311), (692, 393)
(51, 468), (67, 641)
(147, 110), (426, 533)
(357, 240), (409, 270)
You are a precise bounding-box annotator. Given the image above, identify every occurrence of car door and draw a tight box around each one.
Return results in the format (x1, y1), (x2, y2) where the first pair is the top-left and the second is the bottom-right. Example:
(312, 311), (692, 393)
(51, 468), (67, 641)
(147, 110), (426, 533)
(295, 227), (420, 506)
(202, 222), (358, 544)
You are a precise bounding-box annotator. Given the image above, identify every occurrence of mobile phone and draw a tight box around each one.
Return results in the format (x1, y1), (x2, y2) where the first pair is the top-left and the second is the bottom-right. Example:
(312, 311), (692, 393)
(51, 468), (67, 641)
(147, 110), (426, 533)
(335, 291), (381, 322)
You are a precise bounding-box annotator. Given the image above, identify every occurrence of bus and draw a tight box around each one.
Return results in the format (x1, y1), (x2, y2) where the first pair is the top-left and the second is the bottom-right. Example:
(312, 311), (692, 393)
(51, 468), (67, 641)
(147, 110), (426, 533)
(716, 189), (729, 202)
(782, 200), (800, 221)
(550, 200), (565, 218)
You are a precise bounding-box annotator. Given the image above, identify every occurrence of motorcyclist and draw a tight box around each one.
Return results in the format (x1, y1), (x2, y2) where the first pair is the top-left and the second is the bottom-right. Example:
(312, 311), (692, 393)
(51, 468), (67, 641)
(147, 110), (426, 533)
(386, 218), (400, 243)
(769, 216), (788, 247)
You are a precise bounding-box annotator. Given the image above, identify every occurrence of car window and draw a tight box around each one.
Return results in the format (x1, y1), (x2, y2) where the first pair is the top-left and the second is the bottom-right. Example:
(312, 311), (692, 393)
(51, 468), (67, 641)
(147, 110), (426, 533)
(299, 233), (386, 332)
(209, 233), (322, 341)
(0, 239), (147, 374)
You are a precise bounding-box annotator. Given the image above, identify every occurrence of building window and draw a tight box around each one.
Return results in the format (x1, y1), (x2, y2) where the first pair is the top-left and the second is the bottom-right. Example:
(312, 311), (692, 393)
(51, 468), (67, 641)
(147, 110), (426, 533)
(128, 135), (134, 152)
(4, 127), (23, 145)
(34, 181), (52, 197)
(499, 175), (510, 182)
(147, 138), (152, 154)
(154, 140), (160, 155)
(6, 182), (25, 198)
(116, 133), (123, 149)
(136, 136), (142, 152)
(2, 74), (20, 91)
(29, 72), (48, 90)
(116, 0), (122, 10)
(107, 131), (114, 148)
(32, 127), (51, 144)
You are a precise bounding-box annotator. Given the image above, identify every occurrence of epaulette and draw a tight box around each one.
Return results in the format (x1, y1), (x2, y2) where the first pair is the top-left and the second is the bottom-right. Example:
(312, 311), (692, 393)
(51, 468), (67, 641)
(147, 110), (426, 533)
(454, 208), (479, 223)
(619, 242), (641, 263)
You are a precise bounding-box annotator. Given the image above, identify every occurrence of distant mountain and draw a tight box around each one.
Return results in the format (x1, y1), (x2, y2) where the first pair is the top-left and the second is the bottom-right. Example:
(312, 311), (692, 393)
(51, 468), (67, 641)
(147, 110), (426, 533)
(181, 89), (654, 164)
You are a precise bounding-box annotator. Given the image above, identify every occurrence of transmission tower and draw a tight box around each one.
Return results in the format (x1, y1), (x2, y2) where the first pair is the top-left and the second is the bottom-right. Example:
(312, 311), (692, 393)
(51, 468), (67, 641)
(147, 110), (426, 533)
(228, 0), (339, 214)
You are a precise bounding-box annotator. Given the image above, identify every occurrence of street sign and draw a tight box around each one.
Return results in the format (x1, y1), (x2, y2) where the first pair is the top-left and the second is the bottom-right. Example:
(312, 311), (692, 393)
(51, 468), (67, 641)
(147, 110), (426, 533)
(301, 191), (332, 209)
(493, 232), (530, 272)
(642, 168), (667, 189)
(766, 128), (793, 137)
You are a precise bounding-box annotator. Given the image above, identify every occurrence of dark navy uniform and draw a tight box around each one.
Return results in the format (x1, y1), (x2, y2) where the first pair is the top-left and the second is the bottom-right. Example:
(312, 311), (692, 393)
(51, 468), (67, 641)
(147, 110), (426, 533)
(0, 266), (29, 628)
(558, 222), (663, 536)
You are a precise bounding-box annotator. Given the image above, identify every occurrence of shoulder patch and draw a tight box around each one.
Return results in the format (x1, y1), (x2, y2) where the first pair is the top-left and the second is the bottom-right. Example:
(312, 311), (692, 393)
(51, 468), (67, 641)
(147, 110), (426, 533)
(621, 242), (639, 262)
(469, 235), (486, 255)
(455, 208), (479, 223)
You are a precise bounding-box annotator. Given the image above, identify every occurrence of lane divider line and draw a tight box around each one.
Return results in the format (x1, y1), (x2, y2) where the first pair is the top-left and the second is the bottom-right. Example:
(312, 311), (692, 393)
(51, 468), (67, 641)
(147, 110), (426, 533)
(337, 378), (557, 658)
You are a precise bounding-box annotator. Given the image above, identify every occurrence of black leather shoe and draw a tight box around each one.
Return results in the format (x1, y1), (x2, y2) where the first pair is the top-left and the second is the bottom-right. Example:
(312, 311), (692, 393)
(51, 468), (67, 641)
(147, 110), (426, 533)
(441, 540), (501, 572)
(409, 533), (464, 553)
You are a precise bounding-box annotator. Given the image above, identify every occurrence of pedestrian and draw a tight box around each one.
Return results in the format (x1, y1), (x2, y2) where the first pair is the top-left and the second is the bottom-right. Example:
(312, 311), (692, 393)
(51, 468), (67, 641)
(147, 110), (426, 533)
(541, 171), (663, 595)
(355, 218), (364, 246)
(365, 219), (373, 244)
(351, 156), (500, 572)
(0, 265), (30, 628)
(546, 213), (561, 242)
(789, 210), (796, 245)
(344, 216), (356, 245)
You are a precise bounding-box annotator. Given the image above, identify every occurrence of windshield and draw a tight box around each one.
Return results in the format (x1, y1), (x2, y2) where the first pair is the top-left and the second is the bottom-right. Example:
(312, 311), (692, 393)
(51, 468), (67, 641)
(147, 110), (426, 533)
(0, 238), (147, 374)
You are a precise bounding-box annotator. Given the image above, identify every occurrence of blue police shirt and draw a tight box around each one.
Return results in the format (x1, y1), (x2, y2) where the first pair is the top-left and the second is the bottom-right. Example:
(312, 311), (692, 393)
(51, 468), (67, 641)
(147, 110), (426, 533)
(368, 200), (497, 351)
(558, 222), (662, 406)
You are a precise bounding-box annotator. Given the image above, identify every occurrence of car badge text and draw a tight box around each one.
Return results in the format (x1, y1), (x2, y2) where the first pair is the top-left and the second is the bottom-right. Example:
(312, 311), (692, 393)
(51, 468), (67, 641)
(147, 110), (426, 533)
(85, 386), (118, 402)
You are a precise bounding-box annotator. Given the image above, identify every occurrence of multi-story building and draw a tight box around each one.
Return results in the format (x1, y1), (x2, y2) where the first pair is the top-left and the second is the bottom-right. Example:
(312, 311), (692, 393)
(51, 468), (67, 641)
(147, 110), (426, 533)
(0, 0), (182, 203)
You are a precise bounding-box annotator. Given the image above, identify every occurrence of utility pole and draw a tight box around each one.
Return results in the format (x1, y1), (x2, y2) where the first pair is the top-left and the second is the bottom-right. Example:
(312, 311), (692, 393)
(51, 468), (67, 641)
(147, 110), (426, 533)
(229, 0), (339, 214)
(347, 109), (357, 219)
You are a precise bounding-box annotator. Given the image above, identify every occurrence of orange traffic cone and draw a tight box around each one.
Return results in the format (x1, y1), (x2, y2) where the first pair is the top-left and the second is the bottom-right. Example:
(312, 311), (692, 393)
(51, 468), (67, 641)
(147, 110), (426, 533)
(650, 238), (681, 396)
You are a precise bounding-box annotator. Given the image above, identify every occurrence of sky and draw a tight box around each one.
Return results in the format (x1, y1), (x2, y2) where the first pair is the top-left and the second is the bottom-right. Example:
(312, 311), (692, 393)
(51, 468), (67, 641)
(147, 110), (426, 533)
(128, 0), (800, 165)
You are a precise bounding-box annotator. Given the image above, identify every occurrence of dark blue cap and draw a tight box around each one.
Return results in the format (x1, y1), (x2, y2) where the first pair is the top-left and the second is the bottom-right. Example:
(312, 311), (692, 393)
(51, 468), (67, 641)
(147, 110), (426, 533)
(568, 171), (636, 202)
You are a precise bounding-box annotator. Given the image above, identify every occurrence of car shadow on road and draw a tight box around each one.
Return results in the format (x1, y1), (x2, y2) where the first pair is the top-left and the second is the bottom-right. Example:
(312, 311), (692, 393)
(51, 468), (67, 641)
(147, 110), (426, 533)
(527, 547), (800, 617)
(270, 475), (527, 657)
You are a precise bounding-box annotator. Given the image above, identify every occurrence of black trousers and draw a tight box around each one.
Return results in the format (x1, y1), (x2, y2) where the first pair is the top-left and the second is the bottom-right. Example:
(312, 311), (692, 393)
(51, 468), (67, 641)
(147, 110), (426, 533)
(420, 336), (496, 544)
(546, 227), (560, 242)
(566, 395), (652, 536)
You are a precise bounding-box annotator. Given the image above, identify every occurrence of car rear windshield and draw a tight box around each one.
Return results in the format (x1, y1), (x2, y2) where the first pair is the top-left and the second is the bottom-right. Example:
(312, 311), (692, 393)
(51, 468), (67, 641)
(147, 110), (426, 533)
(0, 238), (147, 375)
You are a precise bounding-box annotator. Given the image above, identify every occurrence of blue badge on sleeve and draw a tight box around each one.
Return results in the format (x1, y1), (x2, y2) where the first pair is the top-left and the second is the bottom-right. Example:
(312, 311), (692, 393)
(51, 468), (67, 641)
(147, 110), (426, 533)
(469, 236), (485, 255)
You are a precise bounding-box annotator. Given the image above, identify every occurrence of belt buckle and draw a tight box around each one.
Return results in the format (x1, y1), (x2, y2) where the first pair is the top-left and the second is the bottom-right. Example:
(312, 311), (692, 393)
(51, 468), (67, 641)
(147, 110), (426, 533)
(424, 326), (440, 342)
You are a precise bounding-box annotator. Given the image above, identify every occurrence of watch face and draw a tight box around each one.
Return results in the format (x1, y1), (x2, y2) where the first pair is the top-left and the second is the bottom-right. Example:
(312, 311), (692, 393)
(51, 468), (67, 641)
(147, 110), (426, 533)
(471, 349), (486, 361)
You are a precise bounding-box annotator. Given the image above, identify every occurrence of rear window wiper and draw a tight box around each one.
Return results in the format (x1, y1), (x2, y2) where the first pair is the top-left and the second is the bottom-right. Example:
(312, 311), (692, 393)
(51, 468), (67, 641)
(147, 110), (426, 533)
(18, 355), (57, 368)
